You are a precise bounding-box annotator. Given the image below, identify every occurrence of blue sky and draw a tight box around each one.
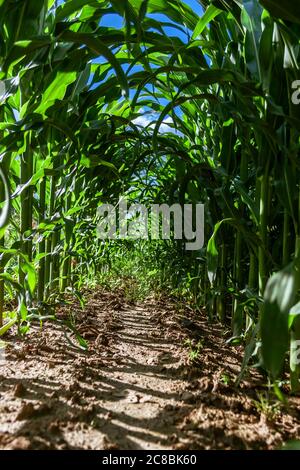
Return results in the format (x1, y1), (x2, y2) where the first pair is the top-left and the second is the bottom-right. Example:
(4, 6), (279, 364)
(100, 0), (203, 40)
(93, 0), (205, 88)
(57, 0), (204, 41)
(78, 1), (205, 129)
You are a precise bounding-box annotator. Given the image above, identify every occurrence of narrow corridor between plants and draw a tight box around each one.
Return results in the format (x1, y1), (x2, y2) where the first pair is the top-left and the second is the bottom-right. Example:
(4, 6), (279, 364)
(1, 0), (300, 453)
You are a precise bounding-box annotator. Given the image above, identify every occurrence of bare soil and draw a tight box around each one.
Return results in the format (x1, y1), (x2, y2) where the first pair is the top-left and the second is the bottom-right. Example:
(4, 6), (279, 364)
(0, 287), (300, 450)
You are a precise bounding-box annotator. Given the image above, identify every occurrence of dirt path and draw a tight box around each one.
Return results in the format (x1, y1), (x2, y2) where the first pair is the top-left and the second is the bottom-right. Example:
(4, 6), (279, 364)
(85, 302), (189, 450)
(0, 291), (192, 450)
(0, 288), (300, 450)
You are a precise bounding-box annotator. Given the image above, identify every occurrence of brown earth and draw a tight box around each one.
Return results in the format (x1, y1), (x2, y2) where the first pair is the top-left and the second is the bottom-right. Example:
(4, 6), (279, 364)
(0, 287), (300, 450)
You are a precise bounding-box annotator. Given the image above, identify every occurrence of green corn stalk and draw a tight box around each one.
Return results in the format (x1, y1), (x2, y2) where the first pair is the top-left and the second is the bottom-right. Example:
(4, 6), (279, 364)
(232, 146), (248, 334)
(45, 173), (56, 297)
(217, 242), (226, 323)
(61, 194), (72, 292)
(0, 108), (5, 327)
(290, 187), (300, 393)
(258, 168), (270, 297)
(37, 178), (46, 302)
(282, 210), (290, 267)
(19, 133), (33, 285)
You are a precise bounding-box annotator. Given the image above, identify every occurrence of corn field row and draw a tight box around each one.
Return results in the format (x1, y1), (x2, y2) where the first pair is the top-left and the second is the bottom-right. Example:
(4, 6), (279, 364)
(0, 0), (300, 393)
